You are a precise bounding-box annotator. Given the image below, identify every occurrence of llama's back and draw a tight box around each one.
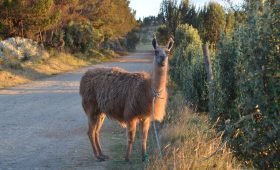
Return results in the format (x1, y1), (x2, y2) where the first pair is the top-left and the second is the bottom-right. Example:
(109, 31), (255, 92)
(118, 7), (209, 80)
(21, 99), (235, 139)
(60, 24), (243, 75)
(79, 67), (152, 122)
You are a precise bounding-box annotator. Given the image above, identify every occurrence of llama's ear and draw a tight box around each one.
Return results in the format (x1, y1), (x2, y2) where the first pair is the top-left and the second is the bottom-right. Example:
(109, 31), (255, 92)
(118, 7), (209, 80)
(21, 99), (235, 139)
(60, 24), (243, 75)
(166, 37), (174, 52)
(152, 38), (157, 50)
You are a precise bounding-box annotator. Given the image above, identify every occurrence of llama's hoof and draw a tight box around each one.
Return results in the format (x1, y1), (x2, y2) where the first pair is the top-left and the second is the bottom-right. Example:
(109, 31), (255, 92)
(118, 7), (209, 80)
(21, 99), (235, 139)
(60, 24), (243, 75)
(97, 156), (106, 162)
(100, 154), (110, 160)
(125, 157), (130, 162)
(142, 153), (149, 163)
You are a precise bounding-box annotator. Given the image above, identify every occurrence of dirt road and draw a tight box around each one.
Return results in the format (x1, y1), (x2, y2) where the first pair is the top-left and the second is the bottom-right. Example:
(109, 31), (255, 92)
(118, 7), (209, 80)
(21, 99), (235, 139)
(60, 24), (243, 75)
(0, 51), (153, 169)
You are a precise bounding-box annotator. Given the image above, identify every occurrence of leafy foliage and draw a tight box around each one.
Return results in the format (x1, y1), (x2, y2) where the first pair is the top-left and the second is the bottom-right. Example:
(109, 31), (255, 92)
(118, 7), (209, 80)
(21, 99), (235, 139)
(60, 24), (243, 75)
(0, 0), (138, 53)
(156, 24), (169, 44)
(170, 24), (208, 111)
(141, 16), (163, 27)
(158, 0), (235, 48)
(199, 2), (225, 46)
(159, 0), (180, 35)
(209, 1), (280, 168)
(64, 22), (103, 53)
(125, 28), (140, 51)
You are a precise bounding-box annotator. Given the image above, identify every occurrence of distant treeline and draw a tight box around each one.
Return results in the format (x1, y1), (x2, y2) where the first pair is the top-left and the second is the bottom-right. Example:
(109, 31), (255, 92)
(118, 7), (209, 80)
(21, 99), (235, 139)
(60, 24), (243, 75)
(140, 0), (245, 47)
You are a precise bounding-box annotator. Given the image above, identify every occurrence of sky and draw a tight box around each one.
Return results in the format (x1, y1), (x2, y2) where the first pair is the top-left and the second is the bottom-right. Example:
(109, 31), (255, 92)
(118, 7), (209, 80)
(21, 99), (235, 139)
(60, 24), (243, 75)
(129, 0), (244, 19)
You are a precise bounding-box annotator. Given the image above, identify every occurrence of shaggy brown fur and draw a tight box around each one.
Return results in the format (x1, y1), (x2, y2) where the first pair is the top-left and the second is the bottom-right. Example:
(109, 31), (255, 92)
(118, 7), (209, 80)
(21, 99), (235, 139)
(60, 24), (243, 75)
(79, 38), (173, 162)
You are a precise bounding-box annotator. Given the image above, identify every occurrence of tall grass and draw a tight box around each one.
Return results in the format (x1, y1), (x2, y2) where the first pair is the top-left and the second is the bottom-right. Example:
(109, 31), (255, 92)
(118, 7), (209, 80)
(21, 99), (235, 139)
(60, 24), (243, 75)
(146, 91), (243, 170)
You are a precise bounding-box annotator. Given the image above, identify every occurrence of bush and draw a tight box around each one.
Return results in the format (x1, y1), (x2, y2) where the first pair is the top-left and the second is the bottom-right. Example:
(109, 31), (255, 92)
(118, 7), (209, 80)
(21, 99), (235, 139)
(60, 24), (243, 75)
(64, 22), (103, 53)
(209, 34), (240, 121)
(210, 2), (280, 168)
(0, 37), (49, 66)
(170, 24), (208, 111)
(174, 24), (201, 47)
(102, 38), (126, 52)
(125, 28), (140, 51)
(156, 24), (169, 44)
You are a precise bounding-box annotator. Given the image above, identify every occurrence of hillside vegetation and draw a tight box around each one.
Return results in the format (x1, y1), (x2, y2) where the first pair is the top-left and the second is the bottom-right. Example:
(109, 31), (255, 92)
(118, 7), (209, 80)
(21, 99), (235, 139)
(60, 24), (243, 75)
(0, 0), (140, 88)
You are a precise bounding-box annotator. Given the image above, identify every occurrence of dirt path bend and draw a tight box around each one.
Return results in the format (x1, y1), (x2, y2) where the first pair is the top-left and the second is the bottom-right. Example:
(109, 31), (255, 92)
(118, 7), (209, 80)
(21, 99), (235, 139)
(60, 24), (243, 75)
(0, 51), (153, 170)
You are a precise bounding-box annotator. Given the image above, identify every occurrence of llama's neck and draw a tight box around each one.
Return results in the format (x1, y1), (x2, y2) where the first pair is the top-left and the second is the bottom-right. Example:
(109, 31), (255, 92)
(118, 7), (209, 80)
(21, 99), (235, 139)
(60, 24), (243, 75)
(150, 62), (168, 122)
(151, 63), (168, 93)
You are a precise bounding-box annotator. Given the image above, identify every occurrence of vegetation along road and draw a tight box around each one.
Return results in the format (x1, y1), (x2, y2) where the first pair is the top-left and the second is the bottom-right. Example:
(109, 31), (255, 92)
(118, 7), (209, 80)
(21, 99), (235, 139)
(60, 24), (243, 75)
(0, 51), (153, 169)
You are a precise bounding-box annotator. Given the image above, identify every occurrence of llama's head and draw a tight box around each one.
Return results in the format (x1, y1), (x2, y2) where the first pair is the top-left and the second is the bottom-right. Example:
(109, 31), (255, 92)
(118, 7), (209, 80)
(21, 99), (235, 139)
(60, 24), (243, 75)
(152, 37), (174, 67)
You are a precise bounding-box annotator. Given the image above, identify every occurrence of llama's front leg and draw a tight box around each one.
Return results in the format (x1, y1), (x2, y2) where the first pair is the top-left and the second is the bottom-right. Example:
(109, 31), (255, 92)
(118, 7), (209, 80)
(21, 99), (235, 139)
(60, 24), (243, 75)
(140, 118), (150, 162)
(125, 119), (137, 162)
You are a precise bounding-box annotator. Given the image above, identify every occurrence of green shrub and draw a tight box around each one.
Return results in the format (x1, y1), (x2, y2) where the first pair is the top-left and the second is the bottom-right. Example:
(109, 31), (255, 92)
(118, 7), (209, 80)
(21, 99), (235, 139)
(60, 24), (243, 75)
(170, 24), (208, 111)
(210, 1), (279, 168)
(174, 24), (201, 47)
(64, 22), (103, 54)
(209, 34), (240, 121)
(125, 28), (140, 51)
(156, 24), (169, 44)
(2, 54), (23, 70)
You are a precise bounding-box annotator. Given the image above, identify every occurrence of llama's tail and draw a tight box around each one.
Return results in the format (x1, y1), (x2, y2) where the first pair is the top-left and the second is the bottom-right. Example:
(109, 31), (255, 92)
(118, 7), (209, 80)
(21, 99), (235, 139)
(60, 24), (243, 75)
(79, 71), (94, 101)
(79, 73), (87, 97)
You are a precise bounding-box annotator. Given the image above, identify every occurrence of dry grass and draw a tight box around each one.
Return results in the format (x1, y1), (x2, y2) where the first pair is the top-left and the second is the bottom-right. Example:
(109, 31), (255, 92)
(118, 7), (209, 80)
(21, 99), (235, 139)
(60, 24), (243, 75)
(146, 92), (243, 170)
(0, 52), (89, 89)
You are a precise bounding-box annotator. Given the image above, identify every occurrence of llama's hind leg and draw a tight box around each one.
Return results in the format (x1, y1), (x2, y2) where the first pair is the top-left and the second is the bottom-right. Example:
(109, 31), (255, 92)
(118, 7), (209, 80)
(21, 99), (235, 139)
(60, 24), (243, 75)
(87, 118), (99, 159)
(125, 119), (137, 162)
(88, 115), (105, 161)
(95, 113), (109, 160)
(83, 100), (105, 161)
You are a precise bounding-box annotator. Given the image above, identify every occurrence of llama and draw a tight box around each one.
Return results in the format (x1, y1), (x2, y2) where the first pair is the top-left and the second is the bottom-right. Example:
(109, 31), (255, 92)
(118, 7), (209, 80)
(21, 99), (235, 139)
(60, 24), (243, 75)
(79, 37), (173, 162)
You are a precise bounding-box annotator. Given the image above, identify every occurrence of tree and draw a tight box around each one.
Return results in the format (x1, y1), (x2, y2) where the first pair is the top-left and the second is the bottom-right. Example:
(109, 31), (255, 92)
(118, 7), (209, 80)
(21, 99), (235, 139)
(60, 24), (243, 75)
(224, 11), (235, 35)
(87, 0), (137, 38)
(0, 0), (138, 51)
(179, 0), (190, 23)
(0, 0), (61, 40)
(159, 0), (180, 35)
(199, 2), (226, 46)
(184, 5), (199, 28)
